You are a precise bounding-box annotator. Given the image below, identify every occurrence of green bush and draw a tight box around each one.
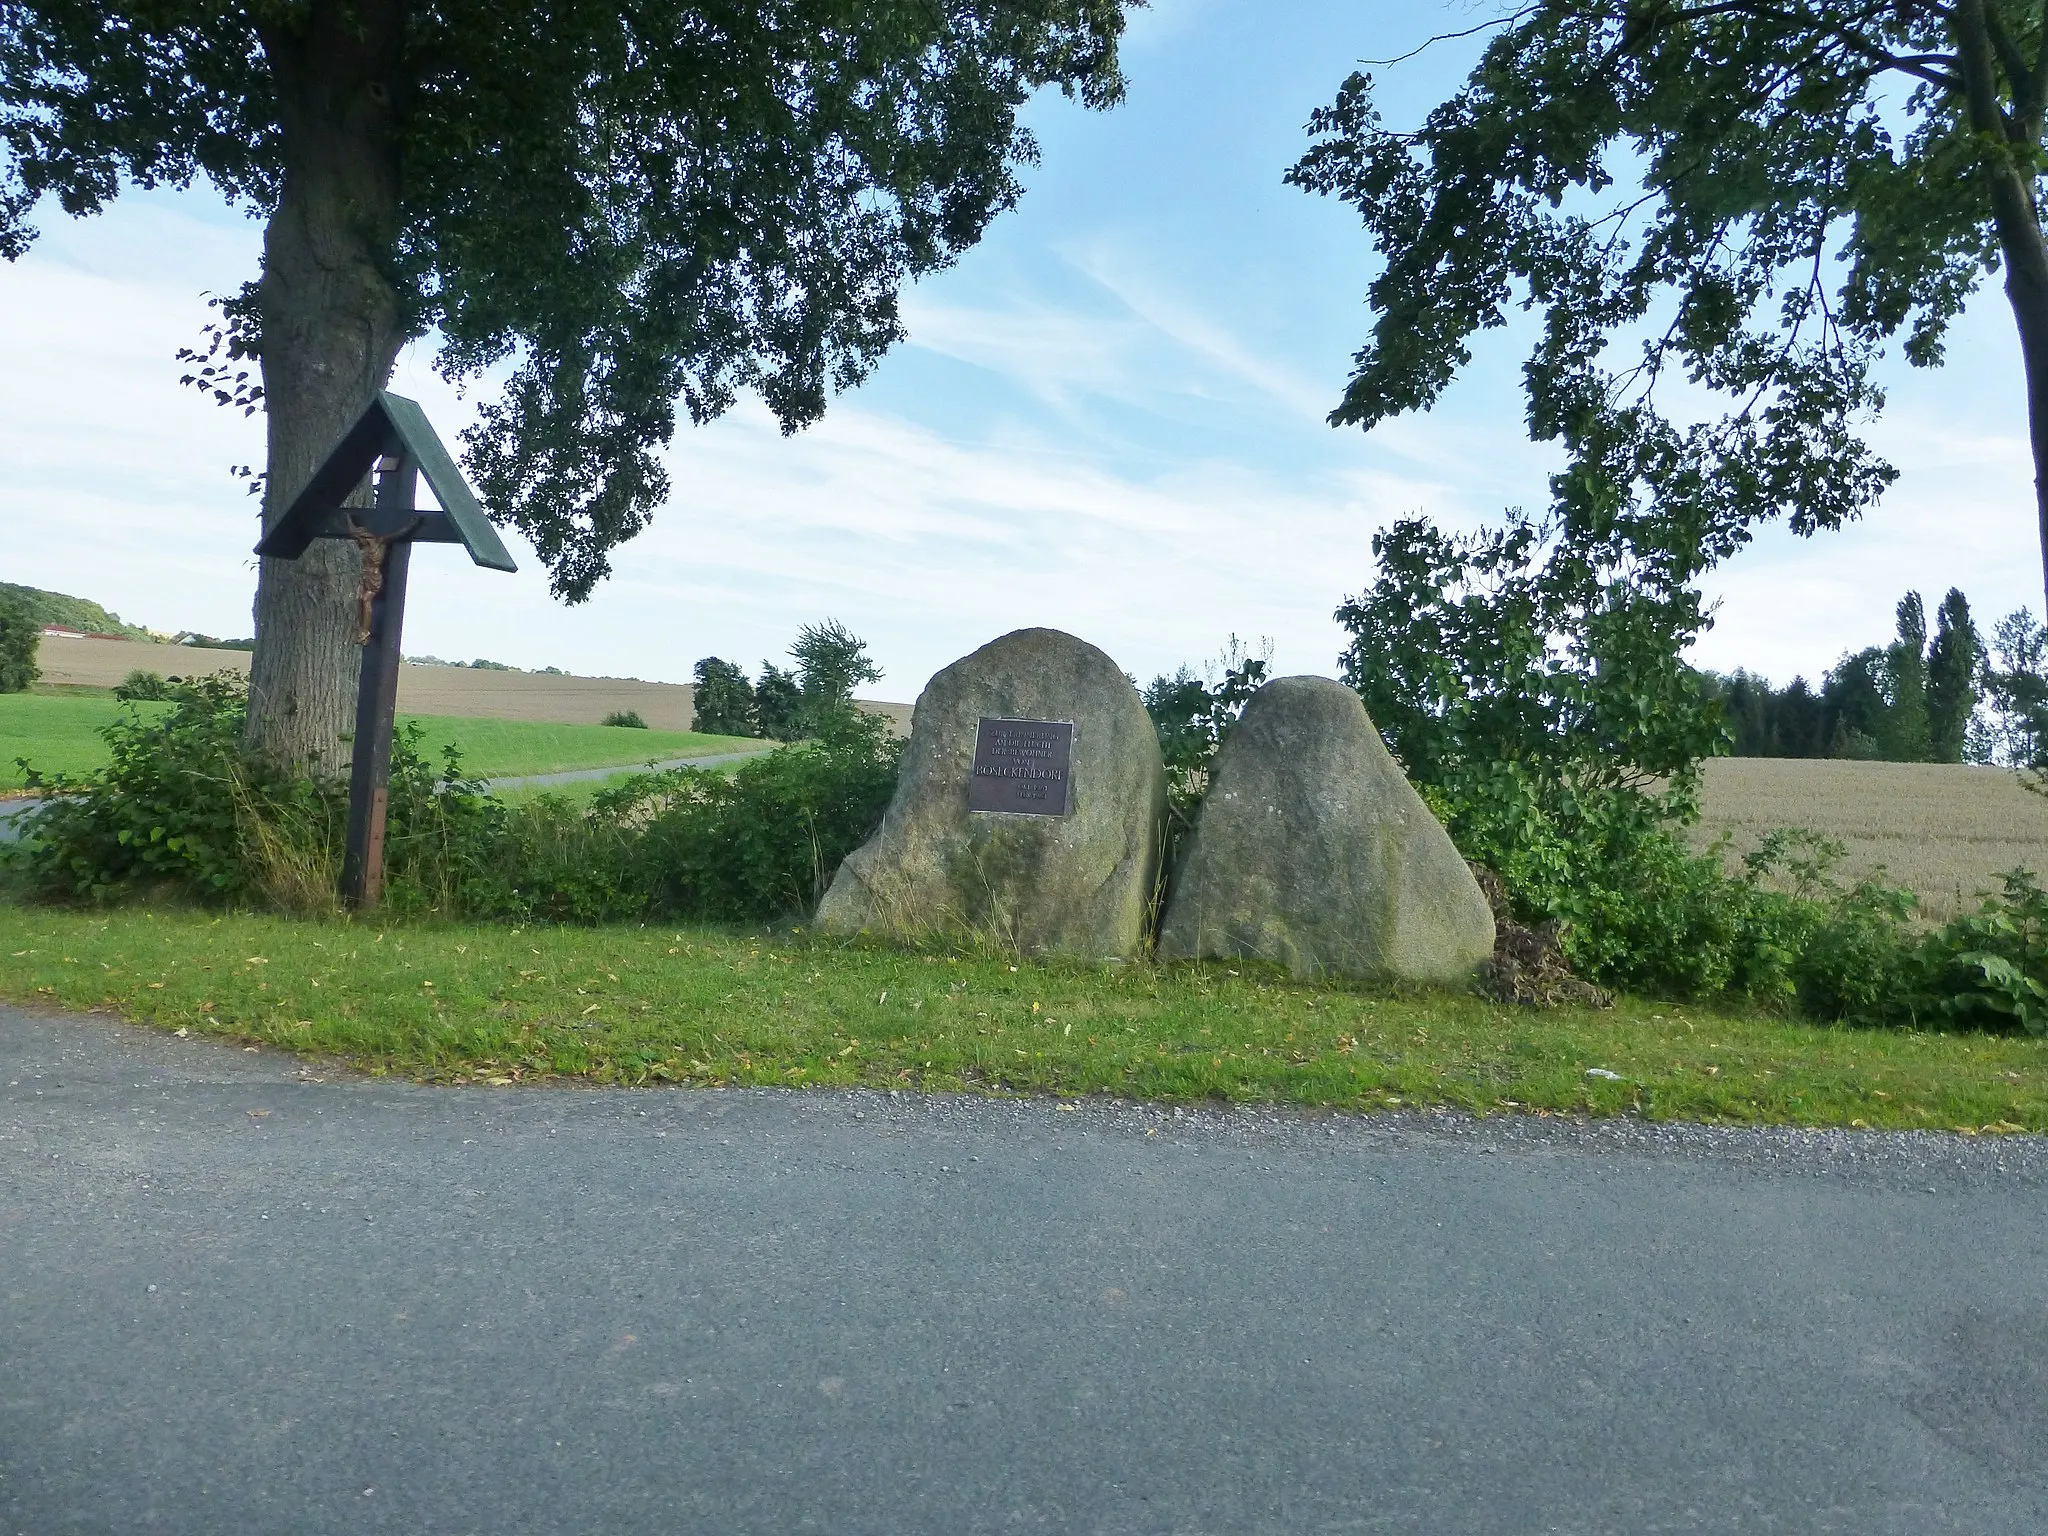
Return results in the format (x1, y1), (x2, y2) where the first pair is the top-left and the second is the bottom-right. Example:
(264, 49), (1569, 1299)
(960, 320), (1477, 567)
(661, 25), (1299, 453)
(1906, 870), (2048, 1034)
(1142, 641), (1269, 817)
(468, 709), (904, 923)
(1328, 513), (2048, 1030)
(7, 672), (903, 928)
(0, 595), (39, 693)
(116, 669), (169, 701)
(8, 673), (503, 913)
(1338, 512), (1755, 995)
(600, 709), (648, 729)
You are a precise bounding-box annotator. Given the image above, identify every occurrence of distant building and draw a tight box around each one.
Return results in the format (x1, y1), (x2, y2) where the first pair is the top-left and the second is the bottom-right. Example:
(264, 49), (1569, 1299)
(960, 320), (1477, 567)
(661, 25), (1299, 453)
(38, 626), (86, 640)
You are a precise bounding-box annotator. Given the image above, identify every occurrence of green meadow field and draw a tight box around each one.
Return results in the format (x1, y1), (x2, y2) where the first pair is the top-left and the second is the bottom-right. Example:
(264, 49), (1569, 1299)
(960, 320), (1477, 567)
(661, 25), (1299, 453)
(0, 690), (768, 791)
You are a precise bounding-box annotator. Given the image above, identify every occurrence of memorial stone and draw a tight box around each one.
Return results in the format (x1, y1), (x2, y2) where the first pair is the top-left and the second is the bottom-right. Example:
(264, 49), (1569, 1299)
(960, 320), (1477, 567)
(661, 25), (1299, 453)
(815, 628), (1164, 955)
(1157, 675), (1495, 983)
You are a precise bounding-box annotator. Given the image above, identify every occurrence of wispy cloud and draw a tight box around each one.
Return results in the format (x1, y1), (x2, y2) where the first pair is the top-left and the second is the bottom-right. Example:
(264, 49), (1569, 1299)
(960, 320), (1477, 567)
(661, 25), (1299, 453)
(1066, 238), (1335, 420)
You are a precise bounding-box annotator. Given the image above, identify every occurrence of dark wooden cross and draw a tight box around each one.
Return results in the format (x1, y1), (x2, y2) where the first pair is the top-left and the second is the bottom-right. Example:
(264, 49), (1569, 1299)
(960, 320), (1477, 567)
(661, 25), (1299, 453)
(254, 392), (516, 907)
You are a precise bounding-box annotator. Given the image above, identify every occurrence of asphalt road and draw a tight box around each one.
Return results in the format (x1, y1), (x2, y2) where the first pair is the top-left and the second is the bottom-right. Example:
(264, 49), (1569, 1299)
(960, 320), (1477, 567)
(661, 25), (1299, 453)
(0, 801), (33, 844)
(6, 1005), (2048, 1534)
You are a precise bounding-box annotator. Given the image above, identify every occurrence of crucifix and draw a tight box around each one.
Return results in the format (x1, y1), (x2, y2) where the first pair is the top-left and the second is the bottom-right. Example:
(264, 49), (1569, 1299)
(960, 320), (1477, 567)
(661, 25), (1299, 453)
(254, 391), (517, 908)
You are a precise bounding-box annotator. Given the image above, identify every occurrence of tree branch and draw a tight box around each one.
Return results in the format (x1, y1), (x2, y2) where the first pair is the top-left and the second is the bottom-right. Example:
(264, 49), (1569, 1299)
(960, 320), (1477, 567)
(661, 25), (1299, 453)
(1621, 0), (1964, 92)
(1360, 9), (1542, 70)
(1954, 0), (2015, 137)
(2020, 0), (2048, 134)
(1980, 4), (2036, 118)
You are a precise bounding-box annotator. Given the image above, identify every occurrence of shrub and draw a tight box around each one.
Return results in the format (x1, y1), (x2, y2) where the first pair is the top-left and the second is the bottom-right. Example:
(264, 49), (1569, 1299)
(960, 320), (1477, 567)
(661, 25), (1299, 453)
(1326, 512), (2025, 1014)
(8, 673), (502, 913)
(601, 709), (648, 729)
(116, 669), (169, 701)
(1906, 870), (2048, 1034)
(1142, 636), (1271, 818)
(0, 594), (39, 693)
(465, 708), (904, 923)
(1336, 513), (1753, 995)
(1141, 637), (1272, 895)
(7, 670), (904, 927)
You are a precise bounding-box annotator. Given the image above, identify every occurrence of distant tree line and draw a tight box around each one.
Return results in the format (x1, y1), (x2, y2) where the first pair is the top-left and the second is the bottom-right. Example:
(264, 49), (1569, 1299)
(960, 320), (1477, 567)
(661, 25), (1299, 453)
(692, 621), (882, 742)
(403, 655), (569, 675)
(0, 583), (157, 642)
(1706, 589), (2048, 766)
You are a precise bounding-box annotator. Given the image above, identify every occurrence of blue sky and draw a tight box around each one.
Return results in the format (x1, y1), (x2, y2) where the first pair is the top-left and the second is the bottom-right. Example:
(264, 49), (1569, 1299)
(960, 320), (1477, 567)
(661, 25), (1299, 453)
(2, 0), (2040, 701)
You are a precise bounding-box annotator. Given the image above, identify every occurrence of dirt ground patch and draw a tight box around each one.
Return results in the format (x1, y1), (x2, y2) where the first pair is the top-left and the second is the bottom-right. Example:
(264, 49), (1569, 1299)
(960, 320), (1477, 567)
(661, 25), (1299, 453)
(1694, 757), (2048, 921)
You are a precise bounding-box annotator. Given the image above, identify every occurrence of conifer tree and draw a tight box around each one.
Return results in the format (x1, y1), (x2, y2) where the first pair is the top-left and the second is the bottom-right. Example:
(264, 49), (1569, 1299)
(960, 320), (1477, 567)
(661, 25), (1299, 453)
(1884, 592), (1932, 762)
(1926, 588), (1984, 763)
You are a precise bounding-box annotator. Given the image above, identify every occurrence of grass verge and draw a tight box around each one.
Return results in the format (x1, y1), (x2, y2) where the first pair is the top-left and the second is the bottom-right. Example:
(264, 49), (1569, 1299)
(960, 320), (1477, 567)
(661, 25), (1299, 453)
(2, 904), (2044, 1131)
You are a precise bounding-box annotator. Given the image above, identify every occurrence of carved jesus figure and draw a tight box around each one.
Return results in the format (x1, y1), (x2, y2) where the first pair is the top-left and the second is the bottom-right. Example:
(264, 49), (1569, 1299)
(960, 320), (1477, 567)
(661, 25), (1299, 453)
(344, 514), (422, 646)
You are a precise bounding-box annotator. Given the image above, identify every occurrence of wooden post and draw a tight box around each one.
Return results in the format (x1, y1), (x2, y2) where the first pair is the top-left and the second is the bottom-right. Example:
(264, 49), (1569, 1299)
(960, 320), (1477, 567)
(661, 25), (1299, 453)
(339, 454), (419, 909)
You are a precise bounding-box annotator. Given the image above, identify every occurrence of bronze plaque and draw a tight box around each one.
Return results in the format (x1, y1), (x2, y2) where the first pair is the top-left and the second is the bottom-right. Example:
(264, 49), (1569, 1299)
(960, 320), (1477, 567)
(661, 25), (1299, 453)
(968, 717), (1074, 816)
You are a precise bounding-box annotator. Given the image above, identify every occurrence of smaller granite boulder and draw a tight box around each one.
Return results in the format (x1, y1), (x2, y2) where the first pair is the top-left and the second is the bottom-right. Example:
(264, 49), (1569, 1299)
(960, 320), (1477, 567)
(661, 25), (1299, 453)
(1157, 675), (1494, 983)
(814, 628), (1165, 956)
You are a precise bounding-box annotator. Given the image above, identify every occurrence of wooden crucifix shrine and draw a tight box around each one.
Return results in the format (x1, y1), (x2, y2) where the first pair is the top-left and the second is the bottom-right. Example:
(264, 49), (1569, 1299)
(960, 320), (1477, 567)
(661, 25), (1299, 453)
(254, 392), (516, 907)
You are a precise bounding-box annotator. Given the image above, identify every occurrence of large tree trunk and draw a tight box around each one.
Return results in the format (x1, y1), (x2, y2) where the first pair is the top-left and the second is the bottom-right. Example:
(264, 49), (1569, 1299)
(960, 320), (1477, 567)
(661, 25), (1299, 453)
(1955, 0), (2048, 624)
(2001, 238), (2048, 628)
(245, 2), (408, 772)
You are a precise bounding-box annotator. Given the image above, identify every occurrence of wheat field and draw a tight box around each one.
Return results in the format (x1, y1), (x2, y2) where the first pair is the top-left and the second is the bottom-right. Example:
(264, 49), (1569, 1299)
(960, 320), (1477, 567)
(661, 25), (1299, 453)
(1694, 757), (2048, 921)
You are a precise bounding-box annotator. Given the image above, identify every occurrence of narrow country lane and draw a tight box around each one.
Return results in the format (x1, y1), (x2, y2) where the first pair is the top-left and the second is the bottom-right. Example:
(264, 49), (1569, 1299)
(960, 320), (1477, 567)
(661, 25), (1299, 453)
(4, 1003), (2047, 1534)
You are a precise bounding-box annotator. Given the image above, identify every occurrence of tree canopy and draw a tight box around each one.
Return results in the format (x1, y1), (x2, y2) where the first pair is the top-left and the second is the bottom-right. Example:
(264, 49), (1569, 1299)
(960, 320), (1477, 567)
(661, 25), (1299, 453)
(2, 0), (1132, 599)
(1289, 1), (2048, 614)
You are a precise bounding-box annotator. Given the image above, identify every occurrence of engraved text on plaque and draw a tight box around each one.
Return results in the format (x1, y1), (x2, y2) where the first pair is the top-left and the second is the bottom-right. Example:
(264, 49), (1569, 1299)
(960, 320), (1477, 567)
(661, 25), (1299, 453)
(968, 717), (1074, 816)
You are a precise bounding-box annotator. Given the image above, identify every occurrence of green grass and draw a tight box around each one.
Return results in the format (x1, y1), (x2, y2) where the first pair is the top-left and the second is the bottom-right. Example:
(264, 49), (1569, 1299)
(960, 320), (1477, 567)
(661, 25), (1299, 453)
(0, 690), (769, 790)
(396, 715), (767, 780)
(493, 759), (753, 808)
(0, 693), (171, 786)
(2, 902), (2044, 1132)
